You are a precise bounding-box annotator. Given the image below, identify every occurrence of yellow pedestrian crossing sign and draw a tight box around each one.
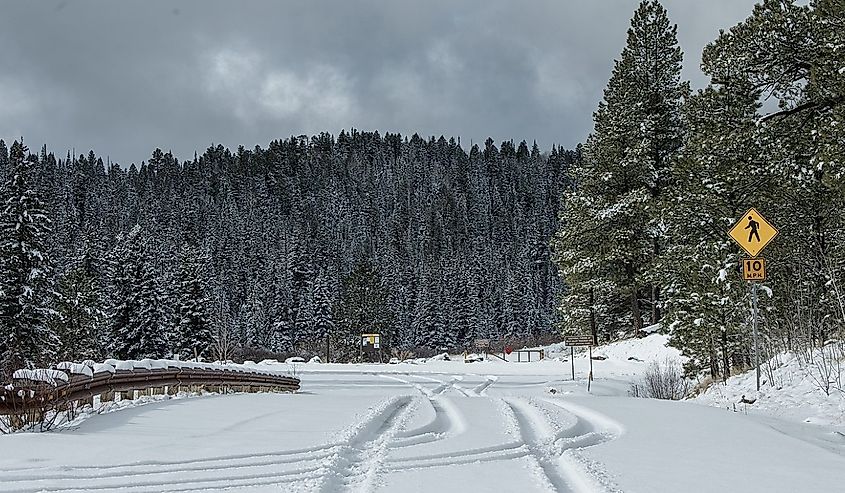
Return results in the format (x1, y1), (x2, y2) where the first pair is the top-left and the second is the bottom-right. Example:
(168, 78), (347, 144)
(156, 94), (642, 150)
(729, 208), (778, 257)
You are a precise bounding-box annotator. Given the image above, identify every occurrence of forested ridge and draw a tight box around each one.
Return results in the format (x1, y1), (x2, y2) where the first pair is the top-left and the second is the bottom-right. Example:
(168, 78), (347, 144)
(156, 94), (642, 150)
(0, 132), (574, 373)
(1, 0), (843, 382)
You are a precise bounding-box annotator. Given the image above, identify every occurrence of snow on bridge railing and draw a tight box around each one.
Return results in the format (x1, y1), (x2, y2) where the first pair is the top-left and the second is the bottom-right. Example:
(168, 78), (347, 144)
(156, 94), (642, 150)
(0, 359), (300, 426)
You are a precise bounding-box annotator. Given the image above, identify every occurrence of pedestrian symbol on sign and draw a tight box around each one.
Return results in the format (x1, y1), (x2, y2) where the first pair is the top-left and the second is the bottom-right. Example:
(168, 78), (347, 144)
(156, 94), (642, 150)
(745, 216), (760, 243)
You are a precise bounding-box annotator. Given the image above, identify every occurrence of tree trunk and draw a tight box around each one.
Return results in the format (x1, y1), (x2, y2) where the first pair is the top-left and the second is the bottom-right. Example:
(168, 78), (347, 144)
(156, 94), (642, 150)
(709, 331), (719, 380)
(720, 328), (730, 383)
(627, 264), (643, 333)
(631, 288), (643, 333)
(651, 238), (661, 323)
(589, 288), (598, 344)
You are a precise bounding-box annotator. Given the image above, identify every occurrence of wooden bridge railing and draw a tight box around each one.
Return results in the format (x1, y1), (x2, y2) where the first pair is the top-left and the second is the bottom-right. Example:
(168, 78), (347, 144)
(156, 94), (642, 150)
(0, 359), (300, 418)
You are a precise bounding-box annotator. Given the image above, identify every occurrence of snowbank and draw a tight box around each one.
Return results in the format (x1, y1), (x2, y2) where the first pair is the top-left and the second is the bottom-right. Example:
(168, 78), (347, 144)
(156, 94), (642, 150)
(695, 348), (845, 426)
(237, 333), (683, 382)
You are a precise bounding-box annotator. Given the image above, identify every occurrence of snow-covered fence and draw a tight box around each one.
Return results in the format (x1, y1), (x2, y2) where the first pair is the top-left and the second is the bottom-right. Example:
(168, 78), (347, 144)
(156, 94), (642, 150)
(0, 359), (300, 428)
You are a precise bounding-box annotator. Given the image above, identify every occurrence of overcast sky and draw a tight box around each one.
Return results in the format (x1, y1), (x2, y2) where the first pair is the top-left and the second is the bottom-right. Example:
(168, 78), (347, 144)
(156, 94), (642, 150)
(0, 0), (759, 165)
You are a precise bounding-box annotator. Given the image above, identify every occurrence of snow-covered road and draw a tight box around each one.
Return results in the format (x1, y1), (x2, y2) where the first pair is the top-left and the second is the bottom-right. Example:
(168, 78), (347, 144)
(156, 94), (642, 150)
(2, 368), (844, 492)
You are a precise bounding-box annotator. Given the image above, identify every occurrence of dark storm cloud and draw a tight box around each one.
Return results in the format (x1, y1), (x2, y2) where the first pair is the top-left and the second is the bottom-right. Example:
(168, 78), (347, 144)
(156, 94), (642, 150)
(0, 0), (758, 165)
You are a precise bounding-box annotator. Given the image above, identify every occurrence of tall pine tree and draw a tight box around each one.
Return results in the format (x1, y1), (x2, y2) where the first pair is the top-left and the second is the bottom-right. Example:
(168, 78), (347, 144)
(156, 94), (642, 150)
(0, 142), (59, 375)
(555, 0), (686, 336)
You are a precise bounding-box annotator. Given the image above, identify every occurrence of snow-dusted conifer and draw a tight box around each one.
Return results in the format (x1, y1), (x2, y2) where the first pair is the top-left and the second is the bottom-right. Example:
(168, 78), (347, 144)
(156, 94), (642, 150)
(105, 226), (169, 359)
(0, 142), (59, 375)
(555, 0), (686, 336)
(176, 245), (213, 359)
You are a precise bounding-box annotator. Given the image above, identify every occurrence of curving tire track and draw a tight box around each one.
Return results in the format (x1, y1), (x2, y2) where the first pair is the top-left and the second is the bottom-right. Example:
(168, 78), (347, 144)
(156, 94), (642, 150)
(316, 396), (413, 493)
(503, 398), (575, 492)
(0, 448), (334, 493)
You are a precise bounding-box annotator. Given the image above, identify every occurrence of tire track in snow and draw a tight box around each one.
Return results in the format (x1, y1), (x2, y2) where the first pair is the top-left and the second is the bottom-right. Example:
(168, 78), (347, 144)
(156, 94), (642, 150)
(1, 463), (326, 493)
(0, 450), (334, 492)
(378, 373), (468, 449)
(387, 441), (527, 469)
(503, 397), (575, 492)
(2, 397), (417, 493)
(392, 397), (466, 448)
(499, 397), (623, 493)
(317, 395), (414, 493)
(470, 375), (498, 396)
(1, 442), (339, 475)
(542, 399), (624, 493)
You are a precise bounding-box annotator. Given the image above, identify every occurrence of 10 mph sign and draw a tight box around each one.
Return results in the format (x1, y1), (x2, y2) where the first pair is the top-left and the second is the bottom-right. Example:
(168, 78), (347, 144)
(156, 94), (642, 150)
(742, 258), (766, 281)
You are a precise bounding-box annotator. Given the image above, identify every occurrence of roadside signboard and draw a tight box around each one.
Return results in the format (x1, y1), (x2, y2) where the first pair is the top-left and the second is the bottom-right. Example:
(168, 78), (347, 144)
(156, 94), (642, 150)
(564, 335), (595, 347)
(729, 208), (778, 257)
(362, 333), (380, 349)
(564, 335), (597, 388)
(742, 258), (766, 281)
(474, 338), (490, 350)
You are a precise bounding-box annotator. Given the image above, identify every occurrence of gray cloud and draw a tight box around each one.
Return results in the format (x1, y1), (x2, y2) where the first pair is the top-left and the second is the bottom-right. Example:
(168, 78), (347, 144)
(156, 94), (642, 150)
(0, 0), (757, 165)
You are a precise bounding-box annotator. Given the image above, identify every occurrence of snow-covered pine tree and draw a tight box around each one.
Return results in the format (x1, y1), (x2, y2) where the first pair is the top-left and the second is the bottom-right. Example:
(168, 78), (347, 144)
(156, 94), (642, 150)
(0, 142), (60, 375)
(240, 280), (272, 349)
(412, 269), (450, 350)
(289, 236), (313, 344)
(176, 245), (213, 360)
(700, 0), (845, 356)
(336, 261), (395, 354)
(104, 226), (170, 359)
(0, 140), (9, 186)
(661, 76), (764, 379)
(311, 269), (335, 360)
(554, 0), (686, 335)
(54, 244), (105, 361)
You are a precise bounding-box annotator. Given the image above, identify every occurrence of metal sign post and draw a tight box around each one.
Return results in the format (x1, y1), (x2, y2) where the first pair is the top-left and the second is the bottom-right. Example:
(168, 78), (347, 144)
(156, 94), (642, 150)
(570, 347), (575, 381)
(752, 281), (760, 391)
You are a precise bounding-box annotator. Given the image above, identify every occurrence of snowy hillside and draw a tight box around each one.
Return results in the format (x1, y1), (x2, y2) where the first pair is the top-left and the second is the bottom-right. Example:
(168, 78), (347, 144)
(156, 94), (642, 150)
(545, 333), (685, 380)
(695, 347), (845, 426)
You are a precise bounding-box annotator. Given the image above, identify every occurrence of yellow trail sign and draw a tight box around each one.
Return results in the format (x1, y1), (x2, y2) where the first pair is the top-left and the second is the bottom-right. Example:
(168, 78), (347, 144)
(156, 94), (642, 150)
(729, 208), (778, 257)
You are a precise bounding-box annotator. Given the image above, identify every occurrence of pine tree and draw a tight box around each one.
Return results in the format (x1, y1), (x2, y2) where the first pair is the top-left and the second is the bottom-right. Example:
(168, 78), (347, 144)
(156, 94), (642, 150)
(554, 0), (686, 335)
(696, 0), (845, 362)
(176, 245), (213, 359)
(312, 270), (335, 359)
(105, 226), (170, 359)
(0, 142), (59, 375)
(336, 261), (395, 355)
(54, 244), (105, 361)
(0, 140), (8, 186)
(662, 78), (763, 378)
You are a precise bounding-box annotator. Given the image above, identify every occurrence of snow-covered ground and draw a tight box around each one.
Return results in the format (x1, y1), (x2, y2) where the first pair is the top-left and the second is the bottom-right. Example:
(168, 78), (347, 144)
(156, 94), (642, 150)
(2, 335), (844, 492)
(695, 347), (845, 427)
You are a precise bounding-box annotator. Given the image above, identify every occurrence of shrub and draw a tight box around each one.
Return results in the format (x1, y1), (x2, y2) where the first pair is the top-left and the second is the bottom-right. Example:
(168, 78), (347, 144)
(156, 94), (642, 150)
(630, 358), (690, 400)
